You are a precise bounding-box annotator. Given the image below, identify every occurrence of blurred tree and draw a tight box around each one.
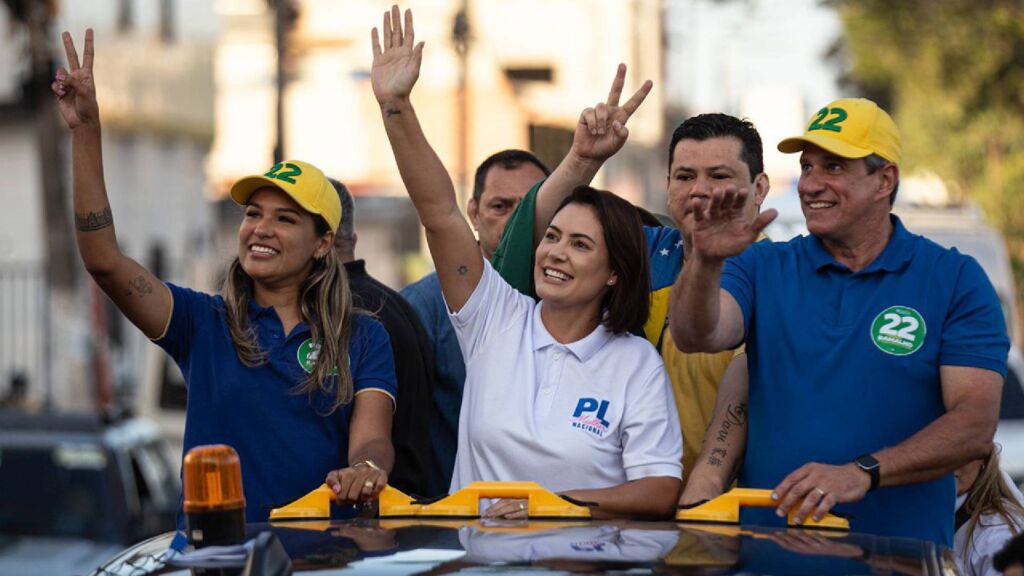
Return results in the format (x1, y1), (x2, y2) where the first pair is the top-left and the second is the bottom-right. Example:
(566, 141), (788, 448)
(831, 0), (1024, 328)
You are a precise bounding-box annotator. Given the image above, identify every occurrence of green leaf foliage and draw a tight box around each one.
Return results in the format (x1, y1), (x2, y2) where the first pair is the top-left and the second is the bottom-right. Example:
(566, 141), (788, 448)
(834, 0), (1024, 316)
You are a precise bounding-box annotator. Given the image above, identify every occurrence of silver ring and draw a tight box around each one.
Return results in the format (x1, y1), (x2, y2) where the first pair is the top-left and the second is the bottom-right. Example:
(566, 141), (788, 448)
(364, 480), (374, 489)
(813, 487), (826, 498)
(519, 502), (525, 511)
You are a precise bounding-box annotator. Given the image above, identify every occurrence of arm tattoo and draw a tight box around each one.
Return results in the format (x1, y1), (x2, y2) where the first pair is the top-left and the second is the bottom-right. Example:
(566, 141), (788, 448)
(707, 448), (728, 468)
(456, 265), (469, 276)
(385, 108), (401, 117)
(126, 275), (154, 298)
(75, 208), (113, 232)
(715, 402), (747, 443)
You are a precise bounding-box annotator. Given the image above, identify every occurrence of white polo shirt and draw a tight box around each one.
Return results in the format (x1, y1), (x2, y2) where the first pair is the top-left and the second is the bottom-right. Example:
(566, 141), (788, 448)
(448, 261), (683, 494)
(954, 470), (1024, 576)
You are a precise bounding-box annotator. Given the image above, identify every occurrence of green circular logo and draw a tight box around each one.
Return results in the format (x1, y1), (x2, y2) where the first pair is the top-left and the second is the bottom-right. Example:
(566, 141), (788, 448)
(870, 306), (926, 356)
(297, 339), (338, 375)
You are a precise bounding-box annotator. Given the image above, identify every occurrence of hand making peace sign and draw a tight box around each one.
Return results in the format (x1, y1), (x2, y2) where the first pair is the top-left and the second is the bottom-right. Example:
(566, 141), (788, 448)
(572, 64), (653, 162)
(52, 29), (100, 131)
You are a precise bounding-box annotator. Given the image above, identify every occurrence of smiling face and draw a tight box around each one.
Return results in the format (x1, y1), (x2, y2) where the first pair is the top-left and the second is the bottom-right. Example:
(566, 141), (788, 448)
(667, 136), (767, 240)
(237, 187), (333, 289)
(468, 162), (548, 259)
(797, 144), (896, 245)
(533, 202), (617, 315)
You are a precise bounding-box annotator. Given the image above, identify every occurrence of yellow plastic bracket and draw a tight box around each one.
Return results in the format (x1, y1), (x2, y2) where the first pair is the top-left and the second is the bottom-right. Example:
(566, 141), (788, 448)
(269, 481), (592, 521)
(380, 481), (592, 518)
(268, 483), (334, 521)
(675, 488), (849, 530)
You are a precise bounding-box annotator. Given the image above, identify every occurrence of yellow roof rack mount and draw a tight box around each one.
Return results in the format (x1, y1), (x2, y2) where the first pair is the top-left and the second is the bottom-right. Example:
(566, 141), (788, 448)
(269, 484), (335, 521)
(381, 481), (591, 518)
(269, 481), (592, 521)
(676, 488), (849, 530)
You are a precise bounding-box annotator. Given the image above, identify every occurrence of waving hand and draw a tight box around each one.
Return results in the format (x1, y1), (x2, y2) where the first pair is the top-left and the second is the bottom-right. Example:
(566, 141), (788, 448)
(371, 5), (425, 104)
(690, 187), (777, 262)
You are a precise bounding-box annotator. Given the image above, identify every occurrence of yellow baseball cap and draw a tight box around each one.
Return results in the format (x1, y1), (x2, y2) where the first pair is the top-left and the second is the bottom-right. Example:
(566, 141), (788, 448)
(229, 160), (341, 232)
(778, 98), (901, 165)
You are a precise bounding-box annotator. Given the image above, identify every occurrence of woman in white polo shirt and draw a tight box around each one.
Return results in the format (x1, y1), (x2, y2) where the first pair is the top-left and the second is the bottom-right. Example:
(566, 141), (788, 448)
(371, 7), (682, 519)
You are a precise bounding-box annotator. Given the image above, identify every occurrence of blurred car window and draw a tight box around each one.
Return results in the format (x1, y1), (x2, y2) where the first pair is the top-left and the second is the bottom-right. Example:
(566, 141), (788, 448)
(0, 443), (127, 542)
(0, 412), (181, 576)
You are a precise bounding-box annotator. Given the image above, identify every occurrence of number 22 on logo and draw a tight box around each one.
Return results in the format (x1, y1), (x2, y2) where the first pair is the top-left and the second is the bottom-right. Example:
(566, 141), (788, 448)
(264, 162), (303, 184)
(879, 313), (918, 342)
(807, 107), (848, 133)
(871, 306), (926, 356)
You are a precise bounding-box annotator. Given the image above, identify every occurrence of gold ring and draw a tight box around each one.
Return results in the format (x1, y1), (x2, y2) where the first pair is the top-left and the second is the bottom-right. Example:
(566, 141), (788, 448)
(364, 480), (374, 489)
(813, 487), (826, 497)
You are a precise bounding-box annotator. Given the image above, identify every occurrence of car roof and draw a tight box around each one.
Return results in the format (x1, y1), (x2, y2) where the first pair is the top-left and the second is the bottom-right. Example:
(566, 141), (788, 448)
(0, 411), (162, 449)
(95, 519), (954, 575)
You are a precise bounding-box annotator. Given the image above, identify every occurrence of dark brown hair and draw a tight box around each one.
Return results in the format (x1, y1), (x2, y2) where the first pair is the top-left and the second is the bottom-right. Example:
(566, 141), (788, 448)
(551, 186), (650, 335)
(473, 149), (550, 201)
(669, 113), (764, 181)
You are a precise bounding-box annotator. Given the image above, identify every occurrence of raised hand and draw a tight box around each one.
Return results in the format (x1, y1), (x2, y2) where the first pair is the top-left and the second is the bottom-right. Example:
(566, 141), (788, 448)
(690, 186), (777, 262)
(52, 29), (99, 131)
(571, 64), (653, 162)
(370, 5), (424, 105)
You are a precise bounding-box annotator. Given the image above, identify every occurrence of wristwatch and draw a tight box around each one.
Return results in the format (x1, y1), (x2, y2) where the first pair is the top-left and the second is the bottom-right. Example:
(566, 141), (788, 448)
(854, 453), (881, 492)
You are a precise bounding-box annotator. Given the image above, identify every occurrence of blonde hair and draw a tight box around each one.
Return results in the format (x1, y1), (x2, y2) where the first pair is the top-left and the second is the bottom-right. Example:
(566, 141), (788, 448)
(221, 243), (355, 415)
(961, 448), (1024, 564)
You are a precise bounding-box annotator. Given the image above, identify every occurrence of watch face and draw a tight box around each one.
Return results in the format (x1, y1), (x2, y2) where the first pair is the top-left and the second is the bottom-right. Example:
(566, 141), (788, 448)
(857, 455), (880, 470)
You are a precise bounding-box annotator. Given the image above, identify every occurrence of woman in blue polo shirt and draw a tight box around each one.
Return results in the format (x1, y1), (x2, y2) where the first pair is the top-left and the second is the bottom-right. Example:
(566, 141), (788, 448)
(53, 30), (397, 521)
(372, 7), (682, 519)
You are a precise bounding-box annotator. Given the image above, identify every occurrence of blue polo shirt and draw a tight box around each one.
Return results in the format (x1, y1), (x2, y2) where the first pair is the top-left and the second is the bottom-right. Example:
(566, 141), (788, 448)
(721, 215), (1009, 545)
(155, 283), (396, 522)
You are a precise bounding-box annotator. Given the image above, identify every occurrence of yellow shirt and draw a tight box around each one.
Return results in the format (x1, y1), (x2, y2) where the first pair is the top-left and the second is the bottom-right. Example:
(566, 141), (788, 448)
(661, 328), (743, 486)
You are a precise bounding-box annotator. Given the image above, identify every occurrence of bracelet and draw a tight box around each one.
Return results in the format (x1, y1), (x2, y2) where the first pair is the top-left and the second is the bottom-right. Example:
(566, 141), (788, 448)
(352, 459), (382, 472)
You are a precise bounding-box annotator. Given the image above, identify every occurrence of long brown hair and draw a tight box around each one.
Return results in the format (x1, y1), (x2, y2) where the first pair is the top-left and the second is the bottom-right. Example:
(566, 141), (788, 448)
(961, 448), (1024, 563)
(221, 217), (355, 415)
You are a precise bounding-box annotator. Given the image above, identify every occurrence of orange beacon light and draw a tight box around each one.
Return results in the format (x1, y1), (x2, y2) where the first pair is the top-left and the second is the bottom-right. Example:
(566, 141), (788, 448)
(183, 444), (246, 547)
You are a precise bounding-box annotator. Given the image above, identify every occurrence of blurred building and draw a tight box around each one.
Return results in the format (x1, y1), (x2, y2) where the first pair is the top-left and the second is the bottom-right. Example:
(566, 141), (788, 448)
(0, 0), (218, 420)
(209, 0), (664, 286)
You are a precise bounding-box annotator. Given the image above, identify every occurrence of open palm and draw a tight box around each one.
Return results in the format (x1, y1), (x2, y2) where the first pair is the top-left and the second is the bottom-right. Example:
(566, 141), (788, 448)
(370, 6), (424, 103)
(691, 187), (777, 261)
(52, 30), (100, 131)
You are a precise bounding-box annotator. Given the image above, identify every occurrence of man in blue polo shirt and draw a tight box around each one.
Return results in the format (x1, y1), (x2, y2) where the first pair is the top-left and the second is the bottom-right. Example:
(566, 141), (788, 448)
(669, 98), (1009, 545)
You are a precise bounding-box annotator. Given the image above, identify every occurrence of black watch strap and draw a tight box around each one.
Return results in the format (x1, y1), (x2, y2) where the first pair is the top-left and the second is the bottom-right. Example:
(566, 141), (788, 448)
(854, 453), (881, 492)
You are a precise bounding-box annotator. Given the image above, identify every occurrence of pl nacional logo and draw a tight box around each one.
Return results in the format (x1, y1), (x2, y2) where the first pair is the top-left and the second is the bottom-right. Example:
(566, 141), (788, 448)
(569, 397), (611, 438)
